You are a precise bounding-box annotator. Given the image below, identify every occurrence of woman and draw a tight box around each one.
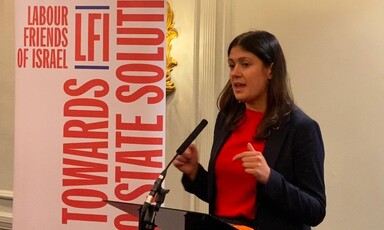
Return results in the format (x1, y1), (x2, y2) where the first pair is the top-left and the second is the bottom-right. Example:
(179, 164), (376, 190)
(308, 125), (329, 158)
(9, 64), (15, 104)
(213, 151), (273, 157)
(173, 30), (326, 230)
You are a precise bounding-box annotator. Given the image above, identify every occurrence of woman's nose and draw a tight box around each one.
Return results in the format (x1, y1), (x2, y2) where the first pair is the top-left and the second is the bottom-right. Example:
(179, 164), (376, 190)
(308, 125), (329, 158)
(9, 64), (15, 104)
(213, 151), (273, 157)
(231, 64), (241, 77)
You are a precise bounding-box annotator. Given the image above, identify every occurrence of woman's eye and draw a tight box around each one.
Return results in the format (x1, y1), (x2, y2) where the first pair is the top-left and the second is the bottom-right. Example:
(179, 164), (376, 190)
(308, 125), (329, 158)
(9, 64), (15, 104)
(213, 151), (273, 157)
(228, 64), (234, 69)
(242, 63), (250, 67)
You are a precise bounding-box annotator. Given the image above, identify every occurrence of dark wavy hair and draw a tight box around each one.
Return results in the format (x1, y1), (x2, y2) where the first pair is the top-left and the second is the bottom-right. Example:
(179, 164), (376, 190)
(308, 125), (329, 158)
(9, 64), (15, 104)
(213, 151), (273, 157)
(217, 30), (295, 139)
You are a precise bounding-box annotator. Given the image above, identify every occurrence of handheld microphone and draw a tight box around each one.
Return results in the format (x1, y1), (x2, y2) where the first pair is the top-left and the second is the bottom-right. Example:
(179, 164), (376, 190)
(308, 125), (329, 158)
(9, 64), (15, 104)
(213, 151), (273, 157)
(176, 119), (208, 155)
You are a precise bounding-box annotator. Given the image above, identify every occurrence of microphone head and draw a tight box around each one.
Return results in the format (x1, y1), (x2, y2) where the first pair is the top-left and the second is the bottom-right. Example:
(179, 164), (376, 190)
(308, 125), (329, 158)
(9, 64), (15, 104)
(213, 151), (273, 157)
(176, 119), (208, 155)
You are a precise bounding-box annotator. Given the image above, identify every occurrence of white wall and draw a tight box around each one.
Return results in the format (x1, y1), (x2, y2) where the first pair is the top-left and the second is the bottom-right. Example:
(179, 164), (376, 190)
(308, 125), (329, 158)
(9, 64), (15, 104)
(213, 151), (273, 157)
(164, 0), (198, 211)
(2, 0), (384, 229)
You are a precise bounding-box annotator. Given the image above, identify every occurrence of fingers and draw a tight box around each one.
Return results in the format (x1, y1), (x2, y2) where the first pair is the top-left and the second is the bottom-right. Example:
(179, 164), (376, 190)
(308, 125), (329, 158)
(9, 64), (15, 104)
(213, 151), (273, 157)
(172, 144), (199, 181)
(232, 142), (271, 184)
(173, 152), (191, 167)
(247, 142), (256, 151)
(172, 144), (197, 169)
(233, 142), (260, 161)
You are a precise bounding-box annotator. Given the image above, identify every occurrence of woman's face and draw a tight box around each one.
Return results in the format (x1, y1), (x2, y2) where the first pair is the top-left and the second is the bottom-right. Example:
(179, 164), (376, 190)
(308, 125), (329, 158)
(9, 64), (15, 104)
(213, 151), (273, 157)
(228, 46), (272, 112)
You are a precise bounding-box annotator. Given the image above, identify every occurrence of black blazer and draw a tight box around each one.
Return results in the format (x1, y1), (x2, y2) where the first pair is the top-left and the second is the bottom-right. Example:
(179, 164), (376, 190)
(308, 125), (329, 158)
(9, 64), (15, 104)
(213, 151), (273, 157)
(182, 108), (326, 230)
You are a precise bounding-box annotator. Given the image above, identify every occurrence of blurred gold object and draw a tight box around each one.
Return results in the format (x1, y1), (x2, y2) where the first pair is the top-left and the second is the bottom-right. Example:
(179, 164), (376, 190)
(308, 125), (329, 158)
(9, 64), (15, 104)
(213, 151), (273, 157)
(166, 1), (178, 95)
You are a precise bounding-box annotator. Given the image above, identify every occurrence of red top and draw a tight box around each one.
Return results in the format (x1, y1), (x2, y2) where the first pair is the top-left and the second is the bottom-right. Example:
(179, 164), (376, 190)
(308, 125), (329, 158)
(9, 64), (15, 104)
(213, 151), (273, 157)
(215, 109), (266, 220)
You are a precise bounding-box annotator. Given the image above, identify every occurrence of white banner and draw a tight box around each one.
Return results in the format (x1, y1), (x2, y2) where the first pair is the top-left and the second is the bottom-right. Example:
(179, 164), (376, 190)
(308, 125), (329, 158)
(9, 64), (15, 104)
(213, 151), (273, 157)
(14, 1), (166, 229)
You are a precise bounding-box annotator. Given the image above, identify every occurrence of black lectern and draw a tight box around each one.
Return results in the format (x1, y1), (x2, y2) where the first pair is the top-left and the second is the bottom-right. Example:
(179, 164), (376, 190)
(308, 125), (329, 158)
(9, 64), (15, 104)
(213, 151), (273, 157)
(106, 200), (237, 230)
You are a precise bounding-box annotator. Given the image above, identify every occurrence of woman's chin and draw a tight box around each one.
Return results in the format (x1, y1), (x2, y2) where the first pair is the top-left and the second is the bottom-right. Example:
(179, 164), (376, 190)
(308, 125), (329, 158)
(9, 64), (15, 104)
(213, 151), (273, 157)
(234, 95), (245, 102)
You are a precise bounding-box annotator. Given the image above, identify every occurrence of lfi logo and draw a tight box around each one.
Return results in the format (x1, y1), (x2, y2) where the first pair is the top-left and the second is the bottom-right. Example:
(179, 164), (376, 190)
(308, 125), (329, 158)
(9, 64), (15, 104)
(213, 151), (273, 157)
(74, 5), (110, 69)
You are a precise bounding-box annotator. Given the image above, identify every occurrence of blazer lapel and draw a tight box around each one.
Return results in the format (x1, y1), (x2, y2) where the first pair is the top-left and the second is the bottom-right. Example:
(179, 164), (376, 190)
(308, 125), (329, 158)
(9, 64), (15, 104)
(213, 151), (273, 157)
(263, 114), (291, 168)
(210, 131), (230, 165)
